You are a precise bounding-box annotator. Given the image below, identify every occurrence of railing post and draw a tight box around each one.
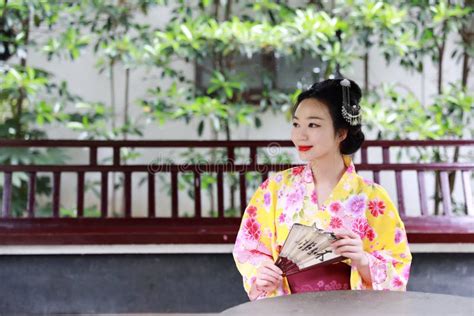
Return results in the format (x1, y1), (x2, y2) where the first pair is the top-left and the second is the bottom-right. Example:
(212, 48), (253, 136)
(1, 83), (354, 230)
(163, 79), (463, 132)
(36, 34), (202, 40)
(100, 171), (108, 218)
(217, 170), (224, 218)
(440, 171), (452, 216)
(417, 170), (428, 216)
(27, 172), (36, 218)
(148, 172), (156, 218)
(171, 169), (178, 218)
(382, 146), (390, 164)
(1, 172), (12, 218)
(124, 171), (132, 218)
(89, 146), (97, 166)
(52, 172), (61, 218)
(361, 146), (368, 164)
(239, 172), (246, 216)
(194, 171), (201, 218)
(462, 171), (473, 216)
(395, 170), (405, 216)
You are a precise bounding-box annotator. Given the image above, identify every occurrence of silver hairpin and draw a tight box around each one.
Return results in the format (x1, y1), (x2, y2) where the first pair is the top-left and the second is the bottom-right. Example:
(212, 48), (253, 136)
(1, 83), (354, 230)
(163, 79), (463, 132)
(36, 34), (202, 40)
(340, 79), (361, 126)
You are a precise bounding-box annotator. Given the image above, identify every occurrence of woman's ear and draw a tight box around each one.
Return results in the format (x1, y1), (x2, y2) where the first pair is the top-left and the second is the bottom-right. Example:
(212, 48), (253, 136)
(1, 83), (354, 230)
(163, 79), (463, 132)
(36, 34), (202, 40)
(337, 129), (348, 143)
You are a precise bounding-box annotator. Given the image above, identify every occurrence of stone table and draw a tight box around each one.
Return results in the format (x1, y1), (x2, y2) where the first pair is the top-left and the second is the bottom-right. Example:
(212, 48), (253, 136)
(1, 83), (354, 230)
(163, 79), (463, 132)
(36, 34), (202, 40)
(221, 291), (474, 315)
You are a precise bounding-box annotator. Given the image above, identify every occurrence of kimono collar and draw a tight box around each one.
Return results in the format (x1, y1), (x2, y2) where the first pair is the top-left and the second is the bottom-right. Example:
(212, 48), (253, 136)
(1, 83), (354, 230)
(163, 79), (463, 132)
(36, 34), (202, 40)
(302, 155), (356, 184)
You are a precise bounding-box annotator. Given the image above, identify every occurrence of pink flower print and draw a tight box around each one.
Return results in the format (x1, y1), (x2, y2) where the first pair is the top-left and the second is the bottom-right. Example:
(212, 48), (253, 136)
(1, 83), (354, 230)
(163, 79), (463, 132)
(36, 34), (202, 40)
(347, 164), (354, 174)
(278, 213), (286, 224)
(292, 166), (304, 176)
(372, 250), (388, 263)
(346, 194), (367, 217)
(276, 174), (283, 183)
(278, 189), (284, 199)
(247, 206), (257, 218)
(352, 217), (369, 239)
(392, 258), (401, 268)
(343, 182), (352, 191)
(328, 201), (344, 214)
(329, 216), (343, 229)
(394, 228), (404, 244)
(403, 265), (411, 280)
(303, 167), (313, 183)
(364, 178), (374, 185)
(260, 179), (269, 190)
(285, 186), (304, 212)
(264, 192), (271, 207)
(392, 276), (404, 288)
(372, 263), (388, 284)
(311, 190), (318, 204)
(365, 227), (376, 241)
(233, 237), (272, 265)
(264, 228), (273, 239)
(368, 199), (386, 217)
(243, 218), (261, 241)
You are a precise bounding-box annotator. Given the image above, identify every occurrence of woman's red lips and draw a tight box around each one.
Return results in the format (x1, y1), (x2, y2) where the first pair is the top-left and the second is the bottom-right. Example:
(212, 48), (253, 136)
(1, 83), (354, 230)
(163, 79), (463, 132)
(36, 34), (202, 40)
(298, 146), (313, 152)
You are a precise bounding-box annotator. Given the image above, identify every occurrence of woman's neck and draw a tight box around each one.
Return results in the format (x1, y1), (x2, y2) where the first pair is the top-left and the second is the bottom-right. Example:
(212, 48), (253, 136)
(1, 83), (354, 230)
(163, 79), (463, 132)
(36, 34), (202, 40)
(310, 153), (346, 186)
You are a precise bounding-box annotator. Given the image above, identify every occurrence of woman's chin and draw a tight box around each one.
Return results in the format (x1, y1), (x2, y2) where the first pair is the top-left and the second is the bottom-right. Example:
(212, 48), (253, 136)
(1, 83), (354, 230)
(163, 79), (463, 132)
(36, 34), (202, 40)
(297, 151), (315, 161)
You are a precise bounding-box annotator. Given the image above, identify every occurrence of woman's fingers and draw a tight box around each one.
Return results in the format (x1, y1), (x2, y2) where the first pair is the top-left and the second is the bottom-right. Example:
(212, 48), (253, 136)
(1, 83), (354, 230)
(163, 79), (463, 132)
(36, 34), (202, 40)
(256, 262), (283, 291)
(259, 267), (282, 281)
(256, 273), (280, 291)
(335, 230), (360, 240)
(258, 274), (279, 285)
(336, 245), (359, 252)
(261, 271), (281, 280)
(332, 238), (359, 249)
(261, 261), (283, 275)
(256, 279), (273, 288)
(262, 270), (282, 281)
(254, 260), (284, 294)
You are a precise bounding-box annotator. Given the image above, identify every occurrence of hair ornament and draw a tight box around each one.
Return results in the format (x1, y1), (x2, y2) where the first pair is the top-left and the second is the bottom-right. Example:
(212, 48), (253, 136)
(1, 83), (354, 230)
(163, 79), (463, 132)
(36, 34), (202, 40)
(340, 79), (361, 126)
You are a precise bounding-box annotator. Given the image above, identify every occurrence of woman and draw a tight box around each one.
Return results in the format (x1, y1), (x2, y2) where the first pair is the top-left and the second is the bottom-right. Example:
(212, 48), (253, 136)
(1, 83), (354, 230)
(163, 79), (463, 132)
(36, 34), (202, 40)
(232, 78), (412, 301)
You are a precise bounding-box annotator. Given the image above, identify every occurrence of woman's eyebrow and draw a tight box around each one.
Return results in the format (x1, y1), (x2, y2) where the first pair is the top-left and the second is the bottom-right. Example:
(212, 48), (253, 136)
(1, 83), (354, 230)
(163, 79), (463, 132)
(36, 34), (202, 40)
(293, 115), (324, 120)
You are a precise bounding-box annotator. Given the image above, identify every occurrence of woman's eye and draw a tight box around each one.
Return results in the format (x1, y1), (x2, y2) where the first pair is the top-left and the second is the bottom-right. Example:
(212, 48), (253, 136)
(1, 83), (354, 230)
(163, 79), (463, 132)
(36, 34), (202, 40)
(292, 122), (299, 127)
(309, 123), (320, 128)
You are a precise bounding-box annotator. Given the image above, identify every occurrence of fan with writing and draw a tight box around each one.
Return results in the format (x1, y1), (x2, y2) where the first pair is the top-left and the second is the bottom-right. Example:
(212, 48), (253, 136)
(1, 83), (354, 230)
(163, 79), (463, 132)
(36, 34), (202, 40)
(275, 223), (346, 276)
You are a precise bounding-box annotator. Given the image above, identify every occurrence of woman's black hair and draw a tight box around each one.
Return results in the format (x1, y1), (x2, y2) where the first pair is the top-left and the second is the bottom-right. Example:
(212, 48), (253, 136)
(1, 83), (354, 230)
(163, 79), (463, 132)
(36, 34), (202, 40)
(292, 78), (365, 155)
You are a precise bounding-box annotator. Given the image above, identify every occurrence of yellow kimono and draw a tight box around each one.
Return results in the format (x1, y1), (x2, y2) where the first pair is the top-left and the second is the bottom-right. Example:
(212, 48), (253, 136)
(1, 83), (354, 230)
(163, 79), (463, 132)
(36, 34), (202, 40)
(232, 155), (412, 300)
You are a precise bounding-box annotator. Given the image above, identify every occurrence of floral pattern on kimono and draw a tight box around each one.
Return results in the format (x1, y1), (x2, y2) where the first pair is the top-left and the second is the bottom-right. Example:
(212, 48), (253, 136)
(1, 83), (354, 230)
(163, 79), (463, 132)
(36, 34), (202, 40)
(232, 155), (412, 300)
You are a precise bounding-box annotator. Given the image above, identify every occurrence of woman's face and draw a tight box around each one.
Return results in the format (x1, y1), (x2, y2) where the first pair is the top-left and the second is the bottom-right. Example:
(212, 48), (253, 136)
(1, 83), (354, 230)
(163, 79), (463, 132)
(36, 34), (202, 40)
(291, 98), (346, 162)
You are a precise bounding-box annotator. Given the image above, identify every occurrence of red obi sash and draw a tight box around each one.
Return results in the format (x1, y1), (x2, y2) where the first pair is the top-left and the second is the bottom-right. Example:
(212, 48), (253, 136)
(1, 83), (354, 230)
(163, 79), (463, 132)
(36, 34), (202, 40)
(285, 261), (351, 293)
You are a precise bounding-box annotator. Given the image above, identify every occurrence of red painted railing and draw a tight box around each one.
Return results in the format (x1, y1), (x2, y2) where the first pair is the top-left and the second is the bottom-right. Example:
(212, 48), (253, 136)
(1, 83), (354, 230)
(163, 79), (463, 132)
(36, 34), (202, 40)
(0, 139), (472, 245)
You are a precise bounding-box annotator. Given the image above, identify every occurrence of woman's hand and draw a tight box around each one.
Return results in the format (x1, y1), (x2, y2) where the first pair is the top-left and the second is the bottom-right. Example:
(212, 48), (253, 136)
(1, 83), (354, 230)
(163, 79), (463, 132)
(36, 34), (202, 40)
(255, 259), (283, 294)
(331, 230), (369, 268)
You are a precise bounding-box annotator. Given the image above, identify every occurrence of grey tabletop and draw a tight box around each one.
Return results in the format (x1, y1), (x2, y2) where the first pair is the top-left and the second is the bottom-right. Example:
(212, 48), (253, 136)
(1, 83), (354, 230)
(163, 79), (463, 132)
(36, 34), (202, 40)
(221, 291), (474, 316)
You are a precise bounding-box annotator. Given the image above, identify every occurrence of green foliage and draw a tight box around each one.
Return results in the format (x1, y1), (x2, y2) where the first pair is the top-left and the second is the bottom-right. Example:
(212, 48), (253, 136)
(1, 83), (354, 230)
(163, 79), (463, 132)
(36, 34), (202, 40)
(363, 82), (473, 140)
(1, 0), (472, 217)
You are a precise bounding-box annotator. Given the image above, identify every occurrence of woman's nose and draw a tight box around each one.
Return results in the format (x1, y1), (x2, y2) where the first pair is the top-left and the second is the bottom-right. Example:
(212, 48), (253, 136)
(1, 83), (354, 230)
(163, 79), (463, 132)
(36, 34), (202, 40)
(297, 129), (308, 140)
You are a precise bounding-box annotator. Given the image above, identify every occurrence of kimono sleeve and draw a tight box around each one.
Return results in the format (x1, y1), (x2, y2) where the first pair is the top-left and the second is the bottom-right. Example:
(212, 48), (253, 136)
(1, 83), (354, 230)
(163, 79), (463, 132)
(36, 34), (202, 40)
(351, 184), (412, 291)
(232, 176), (278, 300)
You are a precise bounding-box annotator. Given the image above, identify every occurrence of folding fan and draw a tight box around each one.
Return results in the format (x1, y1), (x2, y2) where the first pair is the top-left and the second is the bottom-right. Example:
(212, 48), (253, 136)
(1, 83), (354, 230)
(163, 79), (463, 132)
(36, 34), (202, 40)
(275, 223), (346, 277)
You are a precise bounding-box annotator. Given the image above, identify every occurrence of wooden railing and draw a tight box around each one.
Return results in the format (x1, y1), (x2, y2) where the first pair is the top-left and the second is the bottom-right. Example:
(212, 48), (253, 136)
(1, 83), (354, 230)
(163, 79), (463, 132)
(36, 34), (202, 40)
(0, 139), (472, 245)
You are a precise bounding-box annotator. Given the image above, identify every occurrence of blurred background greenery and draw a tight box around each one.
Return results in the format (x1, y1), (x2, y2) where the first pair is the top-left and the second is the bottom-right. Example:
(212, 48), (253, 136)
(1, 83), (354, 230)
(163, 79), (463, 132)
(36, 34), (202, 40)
(0, 0), (472, 217)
